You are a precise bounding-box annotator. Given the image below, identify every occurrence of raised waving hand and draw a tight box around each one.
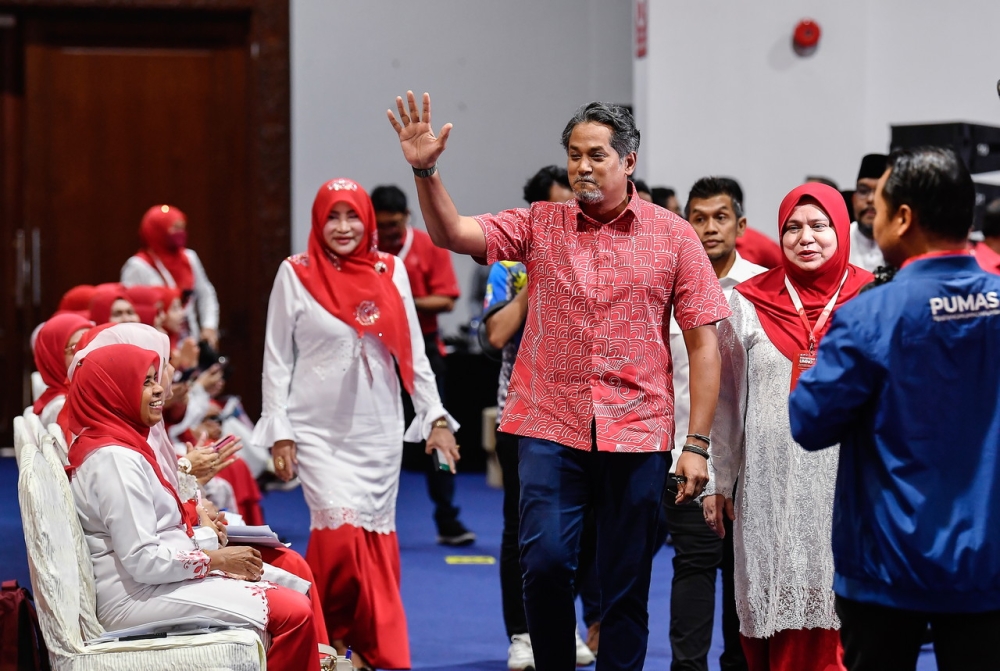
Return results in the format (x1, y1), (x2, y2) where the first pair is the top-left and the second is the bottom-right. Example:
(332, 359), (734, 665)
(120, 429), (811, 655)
(387, 91), (452, 169)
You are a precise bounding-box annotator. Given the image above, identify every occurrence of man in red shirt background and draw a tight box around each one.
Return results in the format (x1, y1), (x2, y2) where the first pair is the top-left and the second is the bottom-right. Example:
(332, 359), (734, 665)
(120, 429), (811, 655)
(371, 184), (475, 546)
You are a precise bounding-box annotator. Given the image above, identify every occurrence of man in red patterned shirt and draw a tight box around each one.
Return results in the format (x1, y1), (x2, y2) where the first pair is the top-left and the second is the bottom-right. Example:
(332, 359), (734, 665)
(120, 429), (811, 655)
(388, 91), (730, 671)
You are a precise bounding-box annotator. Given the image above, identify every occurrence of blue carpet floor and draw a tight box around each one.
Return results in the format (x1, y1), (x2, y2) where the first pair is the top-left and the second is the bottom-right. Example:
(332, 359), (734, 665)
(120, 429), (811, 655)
(1, 457), (938, 669)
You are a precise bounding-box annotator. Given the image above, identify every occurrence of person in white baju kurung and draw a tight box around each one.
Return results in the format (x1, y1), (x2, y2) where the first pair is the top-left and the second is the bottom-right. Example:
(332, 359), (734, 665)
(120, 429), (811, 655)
(704, 183), (873, 670)
(253, 178), (459, 670)
(120, 204), (220, 345)
(66, 344), (319, 671)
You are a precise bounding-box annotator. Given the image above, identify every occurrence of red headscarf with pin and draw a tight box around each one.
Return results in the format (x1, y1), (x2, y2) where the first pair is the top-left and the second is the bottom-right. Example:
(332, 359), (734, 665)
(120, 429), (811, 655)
(288, 178), (414, 393)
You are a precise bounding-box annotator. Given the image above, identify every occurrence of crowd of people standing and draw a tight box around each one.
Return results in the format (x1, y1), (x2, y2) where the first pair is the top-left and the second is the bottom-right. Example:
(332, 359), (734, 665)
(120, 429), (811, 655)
(21, 88), (1000, 671)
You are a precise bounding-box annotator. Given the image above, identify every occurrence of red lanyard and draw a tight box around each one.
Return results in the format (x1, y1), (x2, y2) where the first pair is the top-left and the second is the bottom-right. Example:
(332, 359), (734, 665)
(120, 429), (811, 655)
(783, 270), (849, 353)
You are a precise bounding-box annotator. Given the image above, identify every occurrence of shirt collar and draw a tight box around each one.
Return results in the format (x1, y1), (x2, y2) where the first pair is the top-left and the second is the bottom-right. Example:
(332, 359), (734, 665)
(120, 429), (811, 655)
(895, 250), (980, 278)
(573, 183), (640, 229)
(720, 253), (765, 288)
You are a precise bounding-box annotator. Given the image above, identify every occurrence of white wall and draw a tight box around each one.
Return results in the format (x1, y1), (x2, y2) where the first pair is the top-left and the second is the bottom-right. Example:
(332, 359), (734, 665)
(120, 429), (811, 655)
(636, 0), (1000, 239)
(292, 0), (633, 335)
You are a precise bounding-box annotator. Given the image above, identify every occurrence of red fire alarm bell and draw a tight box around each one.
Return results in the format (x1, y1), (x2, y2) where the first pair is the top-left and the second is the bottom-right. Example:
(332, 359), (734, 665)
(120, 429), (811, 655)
(793, 19), (821, 56)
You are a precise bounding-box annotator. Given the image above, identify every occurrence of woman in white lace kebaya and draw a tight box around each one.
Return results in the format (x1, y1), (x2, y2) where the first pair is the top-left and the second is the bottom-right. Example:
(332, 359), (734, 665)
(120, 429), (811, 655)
(703, 183), (873, 670)
(67, 344), (319, 671)
(253, 178), (459, 669)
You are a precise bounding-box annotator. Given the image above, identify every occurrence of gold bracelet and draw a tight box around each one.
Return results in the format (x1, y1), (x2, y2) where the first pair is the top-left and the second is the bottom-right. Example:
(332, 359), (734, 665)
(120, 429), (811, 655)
(432, 418), (449, 430)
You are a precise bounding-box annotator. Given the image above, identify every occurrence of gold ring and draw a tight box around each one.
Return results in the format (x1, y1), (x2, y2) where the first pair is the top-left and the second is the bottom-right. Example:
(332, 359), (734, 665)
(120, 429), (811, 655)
(274, 456), (285, 470)
(455, 444), (461, 451)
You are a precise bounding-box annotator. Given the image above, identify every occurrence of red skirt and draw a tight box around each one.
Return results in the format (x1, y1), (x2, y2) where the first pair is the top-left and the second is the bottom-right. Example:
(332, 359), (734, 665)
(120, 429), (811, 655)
(306, 526), (410, 669)
(741, 628), (845, 671)
(258, 545), (329, 646)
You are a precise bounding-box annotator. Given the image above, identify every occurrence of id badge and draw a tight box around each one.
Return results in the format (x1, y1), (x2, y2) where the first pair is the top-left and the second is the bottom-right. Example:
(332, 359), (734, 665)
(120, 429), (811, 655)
(789, 349), (817, 391)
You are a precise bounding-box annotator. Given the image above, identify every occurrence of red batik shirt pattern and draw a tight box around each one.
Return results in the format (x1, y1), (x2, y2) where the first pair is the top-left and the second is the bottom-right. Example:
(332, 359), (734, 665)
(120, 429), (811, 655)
(475, 193), (730, 453)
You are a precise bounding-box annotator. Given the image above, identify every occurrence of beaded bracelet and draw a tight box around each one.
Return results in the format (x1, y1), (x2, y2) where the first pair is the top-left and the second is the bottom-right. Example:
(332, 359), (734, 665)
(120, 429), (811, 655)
(681, 444), (710, 460)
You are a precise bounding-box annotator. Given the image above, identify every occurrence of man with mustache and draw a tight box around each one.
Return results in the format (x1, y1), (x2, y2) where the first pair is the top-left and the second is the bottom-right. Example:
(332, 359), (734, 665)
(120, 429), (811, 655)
(388, 92), (730, 671)
(848, 154), (888, 272)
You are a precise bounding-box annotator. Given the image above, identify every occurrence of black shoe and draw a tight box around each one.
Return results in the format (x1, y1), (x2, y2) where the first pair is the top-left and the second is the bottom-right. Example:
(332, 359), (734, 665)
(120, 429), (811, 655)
(436, 519), (476, 546)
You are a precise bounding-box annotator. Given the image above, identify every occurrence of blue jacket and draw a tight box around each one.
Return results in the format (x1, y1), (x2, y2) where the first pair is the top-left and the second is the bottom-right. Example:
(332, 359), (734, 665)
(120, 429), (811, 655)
(789, 254), (1000, 613)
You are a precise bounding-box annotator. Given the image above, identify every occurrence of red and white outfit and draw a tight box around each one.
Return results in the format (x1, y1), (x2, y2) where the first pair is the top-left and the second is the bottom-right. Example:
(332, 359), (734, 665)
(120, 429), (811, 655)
(474, 190), (729, 453)
(708, 184), (872, 671)
(254, 179), (455, 669)
(397, 225), (461, 355)
(67, 322), (330, 647)
(31, 312), (94, 426)
(120, 205), (219, 339)
(67, 345), (318, 671)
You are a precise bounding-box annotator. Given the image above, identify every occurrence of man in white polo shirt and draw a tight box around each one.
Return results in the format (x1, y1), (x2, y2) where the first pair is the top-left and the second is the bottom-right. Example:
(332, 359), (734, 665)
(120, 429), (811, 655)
(664, 177), (765, 671)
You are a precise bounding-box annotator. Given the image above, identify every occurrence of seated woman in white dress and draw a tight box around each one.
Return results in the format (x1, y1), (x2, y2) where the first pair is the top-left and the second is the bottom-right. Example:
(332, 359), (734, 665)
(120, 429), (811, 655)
(31, 312), (93, 426)
(66, 321), (331, 647)
(254, 178), (461, 670)
(66, 343), (319, 671)
(703, 183), (873, 670)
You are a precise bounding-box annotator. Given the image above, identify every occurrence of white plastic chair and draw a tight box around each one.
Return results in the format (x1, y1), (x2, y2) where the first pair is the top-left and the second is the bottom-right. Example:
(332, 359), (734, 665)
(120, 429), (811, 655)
(23, 407), (46, 447)
(13, 416), (33, 468)
(17, 442), (265, 670)
(48, 422), (69, 466)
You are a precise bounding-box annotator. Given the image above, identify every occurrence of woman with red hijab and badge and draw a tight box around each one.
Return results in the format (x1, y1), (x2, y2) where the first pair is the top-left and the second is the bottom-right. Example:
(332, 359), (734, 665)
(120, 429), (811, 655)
(702, 183), (872, 671)
(121, 204), (220, 349)
(253, 178), (459, 669)
(66, 344), (319, 670)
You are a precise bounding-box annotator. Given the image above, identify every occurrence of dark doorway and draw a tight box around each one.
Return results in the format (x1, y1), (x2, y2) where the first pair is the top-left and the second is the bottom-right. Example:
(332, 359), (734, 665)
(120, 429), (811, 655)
(0, 3), (290, 445)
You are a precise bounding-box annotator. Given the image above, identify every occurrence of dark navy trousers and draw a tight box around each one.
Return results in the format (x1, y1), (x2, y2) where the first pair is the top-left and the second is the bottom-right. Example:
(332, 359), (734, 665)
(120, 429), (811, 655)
(518, 435), (669, 671)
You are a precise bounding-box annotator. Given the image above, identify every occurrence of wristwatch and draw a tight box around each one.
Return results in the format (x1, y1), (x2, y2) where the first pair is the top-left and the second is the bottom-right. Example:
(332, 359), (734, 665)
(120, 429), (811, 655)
(178, 457), (193, 474)
(413, 164), (438, 178)
(432, 417), (449, 430)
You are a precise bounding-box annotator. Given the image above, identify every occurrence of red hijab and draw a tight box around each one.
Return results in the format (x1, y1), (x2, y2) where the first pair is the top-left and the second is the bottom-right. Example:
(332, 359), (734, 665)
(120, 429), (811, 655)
(289, 178), (414, 393)
(136, 205), (194, 294)
(65, 344), (193, 536)
(58, 285), (96, 314)
(156, 286), (183, 348)
(126, 286), (163, 327)
(32, 313), (94, 415)
(89, 283), (130, 324)
(735, 183), (873, 361)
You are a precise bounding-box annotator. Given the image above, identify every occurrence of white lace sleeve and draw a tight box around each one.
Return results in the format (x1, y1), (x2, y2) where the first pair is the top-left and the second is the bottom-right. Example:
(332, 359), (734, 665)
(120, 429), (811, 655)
(391, 261), (459, 441)
(252, 263), (300, 450)
(707, 293), (749, 499)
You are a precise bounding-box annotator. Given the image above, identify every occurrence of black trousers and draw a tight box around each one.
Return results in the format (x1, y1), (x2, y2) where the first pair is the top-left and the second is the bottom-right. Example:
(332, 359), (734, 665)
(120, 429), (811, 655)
(402, 332), (459, 530)
(496, 429), (600, 639)
(659, 498), (746, 671)
(836, 595), (1000, 671)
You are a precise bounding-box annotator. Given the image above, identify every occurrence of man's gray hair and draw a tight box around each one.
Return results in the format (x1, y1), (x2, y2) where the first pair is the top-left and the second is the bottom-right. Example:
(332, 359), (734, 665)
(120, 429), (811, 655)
(561, 102), (640, 161)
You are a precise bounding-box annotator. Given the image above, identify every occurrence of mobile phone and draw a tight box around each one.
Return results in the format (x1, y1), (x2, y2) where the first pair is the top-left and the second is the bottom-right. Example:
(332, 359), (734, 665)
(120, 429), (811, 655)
(431, 448), (452, 473)
(213, 435), (236, 453)
(666, 473), (688, 495)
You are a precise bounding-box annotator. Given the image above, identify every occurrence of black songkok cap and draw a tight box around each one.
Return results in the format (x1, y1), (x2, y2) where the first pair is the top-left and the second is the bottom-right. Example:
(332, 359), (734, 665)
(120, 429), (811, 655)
(857, 154), (888, 181)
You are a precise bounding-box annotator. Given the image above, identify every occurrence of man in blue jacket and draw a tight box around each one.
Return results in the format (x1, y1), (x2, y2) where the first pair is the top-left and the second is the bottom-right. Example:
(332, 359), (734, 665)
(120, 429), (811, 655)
(788, 146), (1000, 671)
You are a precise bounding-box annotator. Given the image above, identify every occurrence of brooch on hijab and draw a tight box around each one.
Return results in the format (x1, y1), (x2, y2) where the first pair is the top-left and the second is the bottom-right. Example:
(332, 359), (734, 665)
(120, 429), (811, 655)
(356, 300), (381, 326)
(326, 179), (357, 192)
(374, 261), (387, 274)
